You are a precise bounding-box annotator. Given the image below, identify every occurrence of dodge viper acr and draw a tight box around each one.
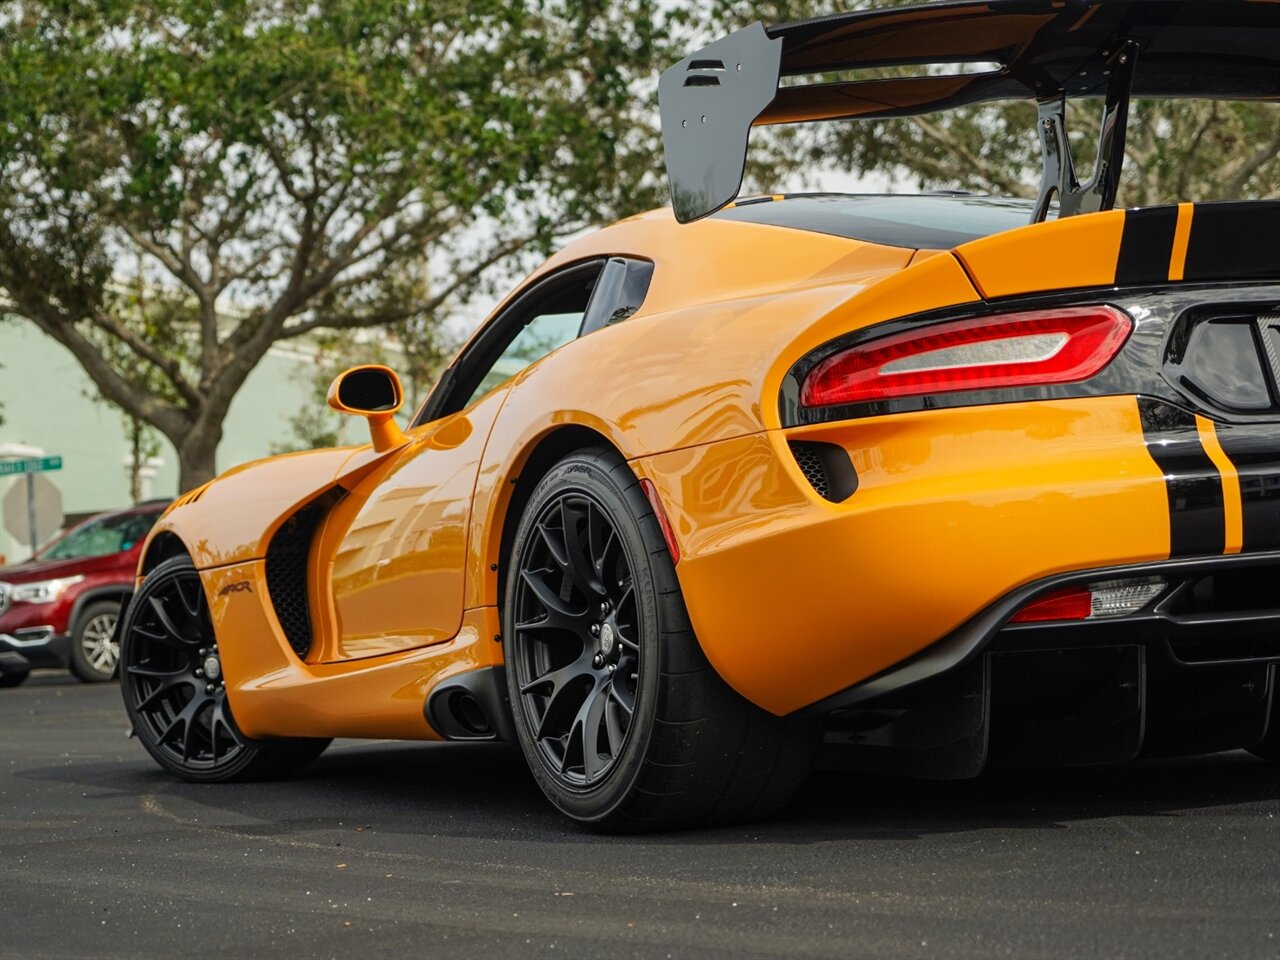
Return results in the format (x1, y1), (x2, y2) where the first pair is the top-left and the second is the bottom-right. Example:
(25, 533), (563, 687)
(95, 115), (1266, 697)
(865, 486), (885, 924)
(121, 0), (1280, 830)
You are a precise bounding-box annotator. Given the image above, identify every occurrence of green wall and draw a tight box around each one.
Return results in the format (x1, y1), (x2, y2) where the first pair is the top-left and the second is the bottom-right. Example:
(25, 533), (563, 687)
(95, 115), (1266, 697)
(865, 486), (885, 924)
(0, 321), (321, 557)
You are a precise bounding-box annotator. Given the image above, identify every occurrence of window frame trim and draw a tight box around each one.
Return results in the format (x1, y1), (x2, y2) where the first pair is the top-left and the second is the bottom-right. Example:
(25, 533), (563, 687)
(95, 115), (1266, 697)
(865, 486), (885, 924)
(411, 258), (609, 427)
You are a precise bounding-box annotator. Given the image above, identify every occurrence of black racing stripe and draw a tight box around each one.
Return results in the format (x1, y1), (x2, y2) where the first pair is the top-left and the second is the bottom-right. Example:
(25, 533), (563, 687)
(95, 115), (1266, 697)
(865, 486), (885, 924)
(1137, 398), (1225, 557)
(1116, 206), (1178, 286)
(1214, 424), (1280, 552)
(1183, 201), (1280, 282)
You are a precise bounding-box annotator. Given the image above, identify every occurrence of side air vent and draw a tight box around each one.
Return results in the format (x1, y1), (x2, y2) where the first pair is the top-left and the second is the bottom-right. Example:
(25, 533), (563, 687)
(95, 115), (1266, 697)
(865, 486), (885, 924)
(1165, 309), (1280, 414)
(263, 499), (330, 659)
(788, 440), (858, 502)
(172, 481), (211, 508)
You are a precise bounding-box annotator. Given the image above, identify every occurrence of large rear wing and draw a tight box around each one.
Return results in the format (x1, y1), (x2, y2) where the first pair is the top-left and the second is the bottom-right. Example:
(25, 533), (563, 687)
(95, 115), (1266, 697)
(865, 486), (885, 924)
(659, 1), (1280, 224)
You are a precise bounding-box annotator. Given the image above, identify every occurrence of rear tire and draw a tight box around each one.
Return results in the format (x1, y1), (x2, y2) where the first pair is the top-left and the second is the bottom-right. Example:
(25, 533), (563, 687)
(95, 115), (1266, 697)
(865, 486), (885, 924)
(69, 599), (122, 682)
(120, 555), (330, 783)
(504, 446), (818, 832)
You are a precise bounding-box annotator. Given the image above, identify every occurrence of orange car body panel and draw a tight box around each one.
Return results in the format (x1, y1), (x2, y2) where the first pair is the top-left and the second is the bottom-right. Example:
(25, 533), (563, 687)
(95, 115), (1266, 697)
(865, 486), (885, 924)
(139, 202), (1258, 737)
(633, 395), (1170, 715)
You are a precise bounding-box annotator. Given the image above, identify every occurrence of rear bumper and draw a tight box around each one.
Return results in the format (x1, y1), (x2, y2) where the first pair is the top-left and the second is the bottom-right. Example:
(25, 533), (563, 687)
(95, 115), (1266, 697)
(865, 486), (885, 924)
(818, 551), (1280, 774)
(636, 394), (1278, 716)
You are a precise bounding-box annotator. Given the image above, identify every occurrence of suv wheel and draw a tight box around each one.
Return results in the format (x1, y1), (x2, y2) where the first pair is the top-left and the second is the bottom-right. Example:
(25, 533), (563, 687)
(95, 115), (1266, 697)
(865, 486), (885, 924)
(69, 600), (122, 682)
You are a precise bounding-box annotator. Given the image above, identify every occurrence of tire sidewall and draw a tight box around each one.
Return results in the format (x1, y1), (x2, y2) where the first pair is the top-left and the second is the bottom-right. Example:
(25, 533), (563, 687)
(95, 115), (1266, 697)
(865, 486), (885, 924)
(503, 452), (666, 825)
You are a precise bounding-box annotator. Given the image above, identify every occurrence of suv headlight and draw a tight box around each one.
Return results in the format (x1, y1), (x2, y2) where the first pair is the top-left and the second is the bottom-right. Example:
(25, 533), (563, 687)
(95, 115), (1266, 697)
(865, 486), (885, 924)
(11, 576), (85, 604)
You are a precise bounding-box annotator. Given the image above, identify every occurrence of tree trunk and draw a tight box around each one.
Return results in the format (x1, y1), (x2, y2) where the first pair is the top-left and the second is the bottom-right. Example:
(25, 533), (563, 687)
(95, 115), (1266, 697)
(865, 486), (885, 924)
(176, 427), (221, 493)
(128, 417), (144, 503)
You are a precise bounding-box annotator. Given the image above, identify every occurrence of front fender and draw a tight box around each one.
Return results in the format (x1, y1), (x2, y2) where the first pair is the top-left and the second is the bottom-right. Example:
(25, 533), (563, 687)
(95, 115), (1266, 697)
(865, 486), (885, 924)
(140, 444), (398, 572)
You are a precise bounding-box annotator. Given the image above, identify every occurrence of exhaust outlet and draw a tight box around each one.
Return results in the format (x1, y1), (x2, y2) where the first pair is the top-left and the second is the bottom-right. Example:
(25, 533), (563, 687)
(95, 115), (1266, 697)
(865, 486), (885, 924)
(424, 667), (517, 743)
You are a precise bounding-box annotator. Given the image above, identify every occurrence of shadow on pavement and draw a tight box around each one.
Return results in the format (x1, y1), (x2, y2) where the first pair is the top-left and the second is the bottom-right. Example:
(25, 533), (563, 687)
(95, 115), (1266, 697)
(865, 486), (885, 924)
(17, 723), (1280, 845)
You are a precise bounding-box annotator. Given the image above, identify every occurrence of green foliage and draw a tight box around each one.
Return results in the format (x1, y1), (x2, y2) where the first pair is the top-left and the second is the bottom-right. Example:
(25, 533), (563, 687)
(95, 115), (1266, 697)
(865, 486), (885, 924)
(271, 327), (446, 454)
(0, 0), (671, 488)
(699, 0), (1280, 203)
(2, 0), (1276, 495)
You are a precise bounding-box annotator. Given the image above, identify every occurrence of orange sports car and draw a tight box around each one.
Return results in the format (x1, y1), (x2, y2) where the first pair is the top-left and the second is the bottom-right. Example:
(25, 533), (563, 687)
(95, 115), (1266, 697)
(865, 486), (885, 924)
(121, 0), (1280, 830)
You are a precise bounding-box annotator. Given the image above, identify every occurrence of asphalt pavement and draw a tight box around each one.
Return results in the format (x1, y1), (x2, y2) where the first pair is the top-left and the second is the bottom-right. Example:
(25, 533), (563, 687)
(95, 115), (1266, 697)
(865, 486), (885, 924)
(2, 672), (1278, 959)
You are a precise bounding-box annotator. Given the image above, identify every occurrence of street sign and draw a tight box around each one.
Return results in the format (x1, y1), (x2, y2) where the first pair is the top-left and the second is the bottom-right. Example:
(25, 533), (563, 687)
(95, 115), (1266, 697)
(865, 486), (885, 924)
(0, 456), (64, 558)
(0, 456), (63, 477)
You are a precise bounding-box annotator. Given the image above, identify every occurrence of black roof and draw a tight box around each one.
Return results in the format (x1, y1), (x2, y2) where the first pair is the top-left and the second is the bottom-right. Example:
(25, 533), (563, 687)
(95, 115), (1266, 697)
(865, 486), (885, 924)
(660, 1), (1280, 223)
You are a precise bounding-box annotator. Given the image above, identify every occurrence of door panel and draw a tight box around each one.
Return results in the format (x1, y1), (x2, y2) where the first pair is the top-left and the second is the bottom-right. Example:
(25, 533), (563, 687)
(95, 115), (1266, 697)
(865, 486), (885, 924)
(312, 385), (509, 662)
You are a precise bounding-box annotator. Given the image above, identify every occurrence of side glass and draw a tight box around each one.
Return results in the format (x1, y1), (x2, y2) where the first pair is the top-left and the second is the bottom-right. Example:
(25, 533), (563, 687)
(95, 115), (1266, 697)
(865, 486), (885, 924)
(465, 310), (583, 408)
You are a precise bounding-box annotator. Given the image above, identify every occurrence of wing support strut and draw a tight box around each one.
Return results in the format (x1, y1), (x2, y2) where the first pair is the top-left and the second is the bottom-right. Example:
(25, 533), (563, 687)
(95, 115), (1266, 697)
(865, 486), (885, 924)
(1031, 42), (1139, 224)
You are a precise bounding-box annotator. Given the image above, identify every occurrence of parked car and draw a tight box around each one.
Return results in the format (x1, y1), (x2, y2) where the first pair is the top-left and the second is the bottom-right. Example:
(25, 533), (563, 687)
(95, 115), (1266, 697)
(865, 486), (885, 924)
(0, 501), (169, 686)
(119, 0), (1279, 831)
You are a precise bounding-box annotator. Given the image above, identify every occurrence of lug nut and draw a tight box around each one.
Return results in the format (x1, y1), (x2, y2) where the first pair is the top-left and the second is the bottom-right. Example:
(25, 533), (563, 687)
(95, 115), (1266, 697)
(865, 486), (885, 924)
(590, 624), (600, 637)
(592, 654), (604, 668)
(607, 664), (616, 673)
(600, 601), (610, 615)
(194, 668), (204, 678)
(206, 684), (215, 694)
(198, 648), (207, 656)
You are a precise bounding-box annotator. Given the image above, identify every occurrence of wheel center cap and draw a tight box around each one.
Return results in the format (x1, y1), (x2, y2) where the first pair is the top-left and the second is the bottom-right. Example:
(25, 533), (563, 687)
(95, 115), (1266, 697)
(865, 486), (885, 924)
(599, 622), (615, 656)
(203, 656), (221, 681)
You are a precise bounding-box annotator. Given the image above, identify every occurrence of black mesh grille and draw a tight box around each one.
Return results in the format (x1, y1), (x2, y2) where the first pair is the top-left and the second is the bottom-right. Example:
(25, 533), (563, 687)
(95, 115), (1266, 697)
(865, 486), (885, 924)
(789, 440), (857, 502)
(264, 503), (325, 659)
(790, 441), (832, 499)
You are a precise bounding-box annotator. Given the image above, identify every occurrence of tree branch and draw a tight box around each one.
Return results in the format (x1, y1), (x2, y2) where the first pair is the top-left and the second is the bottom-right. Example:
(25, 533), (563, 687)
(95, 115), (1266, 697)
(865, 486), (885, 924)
(18, 308), (189, 440)
(87, 310), (204, 408)
(906, 115), (1035, 197)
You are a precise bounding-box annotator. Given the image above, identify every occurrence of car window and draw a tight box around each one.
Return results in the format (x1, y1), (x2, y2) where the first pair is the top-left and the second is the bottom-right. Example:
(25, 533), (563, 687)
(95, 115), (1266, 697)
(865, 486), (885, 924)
(40, 512), (158, 561)
(415, 256), (654, 424)
(464, 310), (583, 409)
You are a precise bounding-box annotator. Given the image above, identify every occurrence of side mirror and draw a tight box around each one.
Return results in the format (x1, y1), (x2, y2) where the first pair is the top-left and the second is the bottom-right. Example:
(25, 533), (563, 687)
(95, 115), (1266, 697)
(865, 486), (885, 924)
(327, 365), (408, 452)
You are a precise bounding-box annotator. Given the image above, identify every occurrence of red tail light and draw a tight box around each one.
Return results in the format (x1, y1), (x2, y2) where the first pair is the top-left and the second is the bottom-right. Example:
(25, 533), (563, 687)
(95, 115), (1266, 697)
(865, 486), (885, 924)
(1009, 586), (1092, 623)
(800, 306), (1132, 408)
(1010, 578), (1167, 624)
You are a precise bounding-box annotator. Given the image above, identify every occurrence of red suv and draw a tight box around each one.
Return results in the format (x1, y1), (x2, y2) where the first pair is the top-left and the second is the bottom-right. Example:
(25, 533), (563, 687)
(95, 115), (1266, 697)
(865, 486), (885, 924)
(0, 501), (168, 687)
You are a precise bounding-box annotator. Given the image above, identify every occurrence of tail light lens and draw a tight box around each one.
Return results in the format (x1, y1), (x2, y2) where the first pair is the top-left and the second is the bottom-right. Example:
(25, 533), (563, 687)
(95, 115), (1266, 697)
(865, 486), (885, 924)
(1010, 577), (1167, 624)
(800, 306), (1133, 407)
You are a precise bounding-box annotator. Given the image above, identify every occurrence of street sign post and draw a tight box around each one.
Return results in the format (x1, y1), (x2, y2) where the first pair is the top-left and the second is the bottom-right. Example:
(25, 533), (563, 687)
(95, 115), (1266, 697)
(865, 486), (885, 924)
(0, 456), (63, 555)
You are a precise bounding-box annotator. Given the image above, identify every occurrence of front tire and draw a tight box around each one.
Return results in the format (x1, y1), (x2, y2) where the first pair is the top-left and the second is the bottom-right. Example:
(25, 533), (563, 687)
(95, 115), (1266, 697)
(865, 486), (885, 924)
(504, 447), (818, 831)
(69, 599), (122, 682)
(120, 555), (329, 782)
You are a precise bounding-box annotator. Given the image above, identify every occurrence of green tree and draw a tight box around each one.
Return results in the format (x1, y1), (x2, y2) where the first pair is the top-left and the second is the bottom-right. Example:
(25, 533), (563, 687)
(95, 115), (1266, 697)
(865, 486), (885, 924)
(0, 0), (669, 491)
(271, 324), (447, 454)
(704, 1), (1280, 204)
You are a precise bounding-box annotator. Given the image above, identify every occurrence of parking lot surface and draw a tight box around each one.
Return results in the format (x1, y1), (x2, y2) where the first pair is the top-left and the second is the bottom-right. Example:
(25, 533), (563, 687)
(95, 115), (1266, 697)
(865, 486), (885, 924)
(2, 673), (1278, 959)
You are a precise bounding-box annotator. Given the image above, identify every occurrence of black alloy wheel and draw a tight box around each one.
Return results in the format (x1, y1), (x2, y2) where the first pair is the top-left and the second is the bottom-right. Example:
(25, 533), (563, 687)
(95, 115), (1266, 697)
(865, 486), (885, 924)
(120, 555), (329, 782)
(504, 447), (820, 832)
(511, 491), (641, 786)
